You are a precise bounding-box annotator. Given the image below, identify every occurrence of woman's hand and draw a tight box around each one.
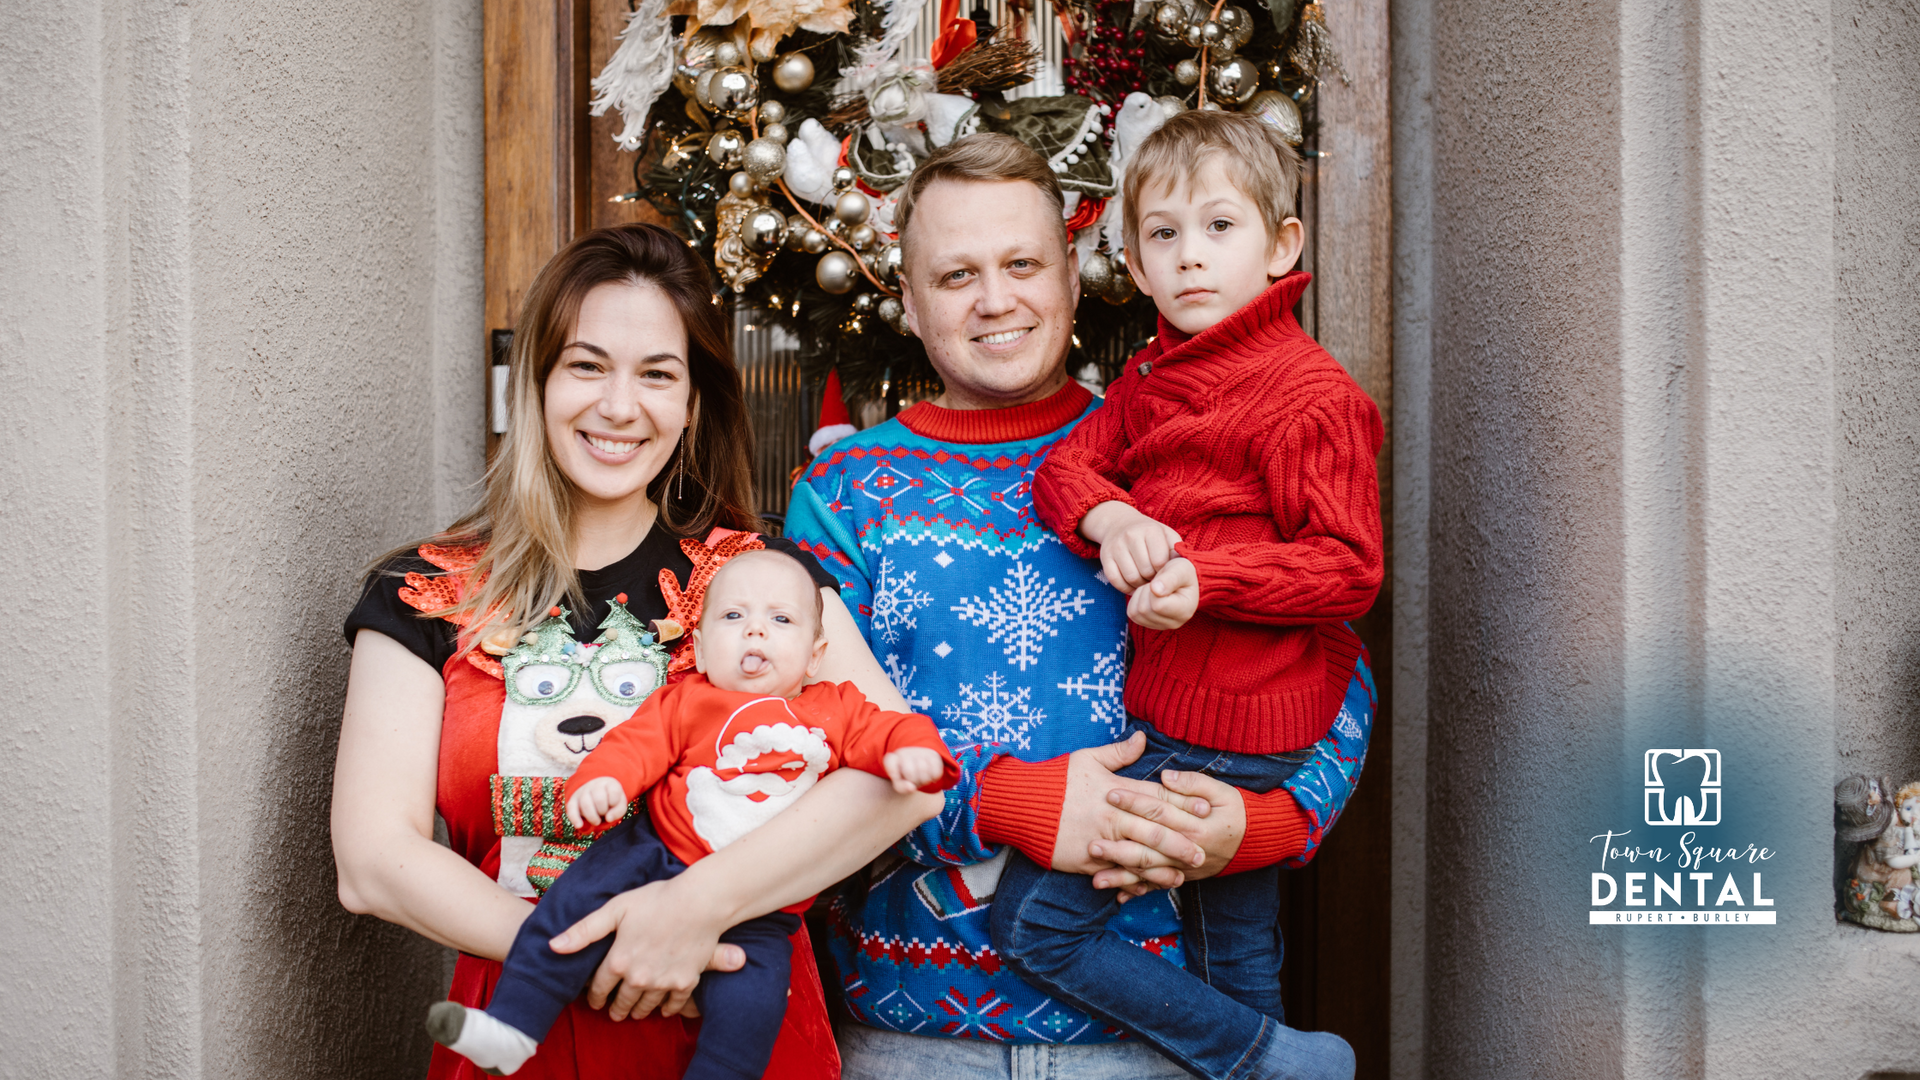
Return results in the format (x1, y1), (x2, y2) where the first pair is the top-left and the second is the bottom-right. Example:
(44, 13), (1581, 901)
(549, 877), (748, 1021)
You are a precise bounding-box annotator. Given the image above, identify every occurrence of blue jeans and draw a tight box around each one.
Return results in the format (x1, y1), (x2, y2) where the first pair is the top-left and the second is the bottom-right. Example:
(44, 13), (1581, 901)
(989, 718), (1316, 1080)
(487, 811), (800, 1080)
(838, 1021), (1197, 1080)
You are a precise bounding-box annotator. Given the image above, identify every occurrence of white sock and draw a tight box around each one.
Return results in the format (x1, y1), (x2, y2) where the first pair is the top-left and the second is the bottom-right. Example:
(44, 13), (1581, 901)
(425, 1002), (538, 1075)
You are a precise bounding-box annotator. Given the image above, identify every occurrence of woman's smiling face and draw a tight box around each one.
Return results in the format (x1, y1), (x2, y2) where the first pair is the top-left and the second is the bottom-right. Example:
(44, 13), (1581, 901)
(543, 280), (691, 513)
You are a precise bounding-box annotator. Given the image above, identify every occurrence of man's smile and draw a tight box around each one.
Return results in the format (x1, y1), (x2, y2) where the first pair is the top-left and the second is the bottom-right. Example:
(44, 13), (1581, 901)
(973, 328), (1031, 347)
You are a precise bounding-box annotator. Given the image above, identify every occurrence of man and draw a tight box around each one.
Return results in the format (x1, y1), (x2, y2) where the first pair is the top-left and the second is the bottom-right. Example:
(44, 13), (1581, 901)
(783, 134), (1372, 1078)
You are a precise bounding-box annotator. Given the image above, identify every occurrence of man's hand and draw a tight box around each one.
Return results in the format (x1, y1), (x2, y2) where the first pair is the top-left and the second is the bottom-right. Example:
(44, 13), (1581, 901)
(1081, 501), (1182, 593)
(1105, 769), (1249, 882)
(1051, 731), (1211, 896)
(1126, 557), (1198, 630)
(565, 776), (630, 831)
(884, 747), (945, 793)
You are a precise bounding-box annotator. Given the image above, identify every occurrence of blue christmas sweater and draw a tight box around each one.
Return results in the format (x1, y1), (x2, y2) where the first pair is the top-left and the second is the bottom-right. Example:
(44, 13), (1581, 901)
(783, 381), (1373, 1044)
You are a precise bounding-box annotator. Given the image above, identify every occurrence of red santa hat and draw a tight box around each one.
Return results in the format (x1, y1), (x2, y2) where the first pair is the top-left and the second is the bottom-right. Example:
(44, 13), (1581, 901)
(809, 368), (858, 457)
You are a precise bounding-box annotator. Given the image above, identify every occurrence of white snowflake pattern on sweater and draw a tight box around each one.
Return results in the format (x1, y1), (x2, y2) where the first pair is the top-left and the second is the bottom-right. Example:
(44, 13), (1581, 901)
(949, 559), (1095, 672)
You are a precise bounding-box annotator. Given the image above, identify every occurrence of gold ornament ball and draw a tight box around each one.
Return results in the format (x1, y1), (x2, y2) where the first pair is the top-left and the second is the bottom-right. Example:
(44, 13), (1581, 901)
(1103, 266), (1138, 305)
(1208, 56), (1261, 105)
(761, 121), (789, 144)
(816, 250), (859, 295)
(851, 292), (877, 314)
(800, 228), (830, 254)
(830, 166), (857, 193)
(848, 223), (879, 251)
(728, 171), (756, 197)
(714, 41), (743, 68)
(1079, 251), (1114, 296)
(1149, 0), (1191, 43)
(1173, 58), (1201, 86)
(772, 52), (815, 93)
(877, 296), (910, 335)
(1242, 89), (1304, 146)
(743, 137), (786, 183)
(742, 206), (788, 255)
(875, 242), (904, 287)
(833, 190), (871, 226)
(706, 129), (746, 168)
(704, 68), (760, 118)
(785, 215), (813, 251)
(757, 99), (787, 125)
(1154, 95), (1190, 120)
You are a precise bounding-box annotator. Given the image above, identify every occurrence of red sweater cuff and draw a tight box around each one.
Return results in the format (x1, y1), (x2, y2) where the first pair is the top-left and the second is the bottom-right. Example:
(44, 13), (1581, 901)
(974, 754), (1070, 867)
(1221, 787), (1313, 874)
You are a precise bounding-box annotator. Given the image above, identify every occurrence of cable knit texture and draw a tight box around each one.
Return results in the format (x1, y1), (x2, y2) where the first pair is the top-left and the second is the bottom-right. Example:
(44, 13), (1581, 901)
(973, 754), (1072, 867)
(1034, 271), (1384, 754)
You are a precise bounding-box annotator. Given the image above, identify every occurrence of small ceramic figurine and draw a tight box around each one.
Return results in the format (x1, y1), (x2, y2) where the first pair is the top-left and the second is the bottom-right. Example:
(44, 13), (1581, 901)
(1837, 773), (1920, 932)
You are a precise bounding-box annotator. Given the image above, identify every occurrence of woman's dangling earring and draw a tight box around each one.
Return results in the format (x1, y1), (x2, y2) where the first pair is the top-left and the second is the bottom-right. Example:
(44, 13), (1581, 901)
(673, 431), (685, 502)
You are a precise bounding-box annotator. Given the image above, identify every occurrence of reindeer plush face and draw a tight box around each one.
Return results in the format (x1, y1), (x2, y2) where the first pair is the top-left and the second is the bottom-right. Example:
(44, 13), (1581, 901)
(498, 600), (670, 777)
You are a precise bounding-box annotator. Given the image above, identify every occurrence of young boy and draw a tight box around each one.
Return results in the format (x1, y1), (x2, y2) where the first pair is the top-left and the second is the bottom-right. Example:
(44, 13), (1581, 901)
(1001, 110), (1383, 1080)
(429, 549), (958, 1078)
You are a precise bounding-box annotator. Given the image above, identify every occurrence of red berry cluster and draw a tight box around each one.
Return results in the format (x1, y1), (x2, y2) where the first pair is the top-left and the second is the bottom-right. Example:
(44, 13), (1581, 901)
(1060, 1), (1150, 107)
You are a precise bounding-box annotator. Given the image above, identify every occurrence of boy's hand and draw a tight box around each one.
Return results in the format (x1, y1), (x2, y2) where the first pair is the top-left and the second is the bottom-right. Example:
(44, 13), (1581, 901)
(566, 776), (631, 831)
(883, 747), (946, 794)
(1127, 557), (1199, 630)
(1081, 501), (1182, 593)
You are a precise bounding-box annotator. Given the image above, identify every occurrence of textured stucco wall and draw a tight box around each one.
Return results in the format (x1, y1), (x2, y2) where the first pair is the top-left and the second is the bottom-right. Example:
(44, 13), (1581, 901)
(0, 0), (482, 1075)
(1397, 0), (1920, 1075)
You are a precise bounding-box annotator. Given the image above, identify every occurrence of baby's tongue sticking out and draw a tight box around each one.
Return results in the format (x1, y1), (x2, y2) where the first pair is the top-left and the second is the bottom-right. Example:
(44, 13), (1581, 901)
(740, 652), (770, 676)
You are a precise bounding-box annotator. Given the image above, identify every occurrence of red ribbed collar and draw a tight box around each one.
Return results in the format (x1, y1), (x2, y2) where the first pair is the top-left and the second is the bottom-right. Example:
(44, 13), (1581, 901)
(896, 379), (1093, 444)
(1149, 271), (1313, 362)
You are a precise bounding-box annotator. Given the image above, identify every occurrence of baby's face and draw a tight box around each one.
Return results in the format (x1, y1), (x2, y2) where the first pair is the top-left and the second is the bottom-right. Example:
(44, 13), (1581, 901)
(691, 552), (826, 697)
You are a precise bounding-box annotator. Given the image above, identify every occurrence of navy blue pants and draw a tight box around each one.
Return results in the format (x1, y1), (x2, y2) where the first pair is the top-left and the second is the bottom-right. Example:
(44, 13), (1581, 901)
(488, 811), (799, 1080)
(990, 716), (1315, 1080)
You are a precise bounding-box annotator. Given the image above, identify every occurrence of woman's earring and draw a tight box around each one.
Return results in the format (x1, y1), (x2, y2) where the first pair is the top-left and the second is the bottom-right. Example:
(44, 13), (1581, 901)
(674, 433), (685, 501)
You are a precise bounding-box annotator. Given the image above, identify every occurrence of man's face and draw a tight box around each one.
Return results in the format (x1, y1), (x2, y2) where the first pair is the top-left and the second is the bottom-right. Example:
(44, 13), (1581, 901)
(900, 179), (1078, 410)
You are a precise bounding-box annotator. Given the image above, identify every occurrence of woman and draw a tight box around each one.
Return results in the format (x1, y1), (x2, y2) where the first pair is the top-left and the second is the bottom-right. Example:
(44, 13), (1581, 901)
(332, 223), (941, 1079)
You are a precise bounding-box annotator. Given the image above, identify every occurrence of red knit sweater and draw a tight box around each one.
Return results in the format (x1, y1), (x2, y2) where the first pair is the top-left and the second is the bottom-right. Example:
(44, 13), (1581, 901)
(1033, 271), (1383, 754)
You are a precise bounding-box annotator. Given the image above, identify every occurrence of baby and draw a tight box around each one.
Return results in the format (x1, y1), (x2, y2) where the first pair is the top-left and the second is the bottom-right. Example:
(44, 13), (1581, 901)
(429, 548), (957, 1078)
(1013, 110), (1384, 1080)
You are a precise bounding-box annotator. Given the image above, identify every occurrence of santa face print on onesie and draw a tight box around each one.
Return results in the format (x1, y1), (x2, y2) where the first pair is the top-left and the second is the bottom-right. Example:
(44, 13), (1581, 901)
(683, 696), (832, 852)
(494, 597), (669, 896)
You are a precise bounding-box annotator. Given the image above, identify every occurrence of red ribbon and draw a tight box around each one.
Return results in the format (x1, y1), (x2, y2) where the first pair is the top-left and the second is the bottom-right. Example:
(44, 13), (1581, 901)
(1064, 195), (1106, 233)
(930, 0), (977, 69)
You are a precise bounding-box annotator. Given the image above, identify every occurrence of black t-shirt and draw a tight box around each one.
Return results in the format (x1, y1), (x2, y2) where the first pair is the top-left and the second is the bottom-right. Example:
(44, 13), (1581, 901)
(343, 526), (840, 674)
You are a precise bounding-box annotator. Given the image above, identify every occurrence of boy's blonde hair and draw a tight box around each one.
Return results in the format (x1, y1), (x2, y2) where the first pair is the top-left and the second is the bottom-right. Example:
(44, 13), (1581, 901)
(1121, 110), (1303, 256)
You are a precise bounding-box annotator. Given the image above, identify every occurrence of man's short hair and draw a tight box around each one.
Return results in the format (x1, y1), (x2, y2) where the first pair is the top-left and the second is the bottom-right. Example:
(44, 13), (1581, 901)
(1121, 110), (1303, 256)
(896, 133), (1069, 264)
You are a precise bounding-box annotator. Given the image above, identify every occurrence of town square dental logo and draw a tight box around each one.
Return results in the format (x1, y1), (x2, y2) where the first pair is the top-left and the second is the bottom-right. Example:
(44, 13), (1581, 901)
(1588, 749), (1777, 925)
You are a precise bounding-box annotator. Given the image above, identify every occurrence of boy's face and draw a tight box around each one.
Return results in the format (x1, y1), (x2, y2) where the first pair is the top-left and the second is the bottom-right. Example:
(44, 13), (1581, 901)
(690, 552), (828, 697)
(1126, 156), (1304, 337)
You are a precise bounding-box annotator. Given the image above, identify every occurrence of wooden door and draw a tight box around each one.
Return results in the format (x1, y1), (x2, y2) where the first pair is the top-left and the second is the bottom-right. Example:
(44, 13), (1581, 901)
(481, 2), (1392, 1069)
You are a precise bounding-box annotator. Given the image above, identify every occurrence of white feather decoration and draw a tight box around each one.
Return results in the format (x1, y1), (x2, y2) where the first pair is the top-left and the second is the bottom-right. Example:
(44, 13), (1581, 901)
(838, 0), (922, 95)
(591, 0), (675, 152)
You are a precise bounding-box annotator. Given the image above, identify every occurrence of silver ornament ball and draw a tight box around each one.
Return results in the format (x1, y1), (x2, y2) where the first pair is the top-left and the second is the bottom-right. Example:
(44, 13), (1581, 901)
(1242, 89), (1304, 146)
(742, 206), (788, 255)
(1079, 251), (1114, 296)
(830, 166), (857, 193)
(816, 250), (859, 295)
(1149, 0), (1191, 44)
(877, 296), (910, 335)
(875, 243), (904, 287)
(757, 99), (787, 125)
(1208, 56), (1261, 105)
(1220, 5), (1255, 45)
(799, 228), (829, 255)
(760, 121), (789, 144)
(706, 129), (746, 169)
(1173, 58), (1201, 86)
(728, 170), (756, 197)
(851, 292), (877, 314)
(833, 190), (871, 226)
(772, 52), (815, 94)
(848, 223), (879, 251)
(1200, 20), (1223, 44)
(742, 137), (786, 183)
(1183, 22), (1205, 47)
(1155, 95), (1190, 120)
(714, 41), (743, 68)
(785, 214), (813, 251)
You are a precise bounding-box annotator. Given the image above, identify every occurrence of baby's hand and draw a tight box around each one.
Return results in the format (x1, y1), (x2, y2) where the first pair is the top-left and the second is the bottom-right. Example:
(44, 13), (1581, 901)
(565, 776), (630, 830)
(1127, 557), (1199, 630)
(884, 747), (945, 794)
(1082, 501), (1182, 593)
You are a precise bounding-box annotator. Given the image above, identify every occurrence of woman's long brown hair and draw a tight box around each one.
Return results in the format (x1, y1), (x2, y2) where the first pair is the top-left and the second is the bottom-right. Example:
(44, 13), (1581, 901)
(376, 223), (761, 642)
